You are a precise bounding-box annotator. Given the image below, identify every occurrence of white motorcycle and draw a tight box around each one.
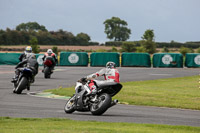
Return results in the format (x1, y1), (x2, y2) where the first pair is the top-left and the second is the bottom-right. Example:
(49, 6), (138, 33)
(64, 79), (122, 115)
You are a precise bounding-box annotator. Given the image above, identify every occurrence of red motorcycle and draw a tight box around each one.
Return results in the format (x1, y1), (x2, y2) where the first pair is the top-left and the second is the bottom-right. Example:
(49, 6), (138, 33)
(43, 56), (54, 78)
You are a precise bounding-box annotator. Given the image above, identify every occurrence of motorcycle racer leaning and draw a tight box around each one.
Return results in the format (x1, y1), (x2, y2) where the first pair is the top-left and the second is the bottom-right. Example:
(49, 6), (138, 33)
(42, 49), (58, 72)
(80, 61), (120, 95)
(11, 54), (39, 88)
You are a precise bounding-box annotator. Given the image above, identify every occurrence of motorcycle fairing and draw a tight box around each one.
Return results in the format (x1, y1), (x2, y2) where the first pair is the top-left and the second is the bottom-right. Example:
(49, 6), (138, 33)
(97, 82), (122, 97)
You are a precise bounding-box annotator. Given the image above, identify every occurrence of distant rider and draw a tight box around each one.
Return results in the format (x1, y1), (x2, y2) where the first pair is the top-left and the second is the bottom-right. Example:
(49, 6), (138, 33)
(11, 54), (39, 89)
(80, 61), (120, 95)
(42, 49), (58, 72)
(19, 46), (33, 62)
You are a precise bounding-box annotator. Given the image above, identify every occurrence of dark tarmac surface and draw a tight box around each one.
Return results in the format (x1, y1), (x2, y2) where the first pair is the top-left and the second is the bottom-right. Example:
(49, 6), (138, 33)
(0, 65), (200, 127)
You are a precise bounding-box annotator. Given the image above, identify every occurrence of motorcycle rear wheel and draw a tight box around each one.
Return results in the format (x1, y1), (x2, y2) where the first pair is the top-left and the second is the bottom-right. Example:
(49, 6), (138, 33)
(90, 93), (111, 115)
(64, 96), (75, 114)
(44, 67), (51, 78)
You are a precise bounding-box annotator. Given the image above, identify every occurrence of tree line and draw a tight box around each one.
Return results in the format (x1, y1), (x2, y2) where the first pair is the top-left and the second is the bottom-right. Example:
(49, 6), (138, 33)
(0, 19), (200, 55)
(105, 41), (200, 49)
(0, 22), (98, 46)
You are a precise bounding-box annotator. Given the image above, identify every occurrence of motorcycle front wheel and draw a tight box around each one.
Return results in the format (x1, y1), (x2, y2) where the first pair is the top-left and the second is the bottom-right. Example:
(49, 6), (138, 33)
(15, 77), (28, 94)
(64, 96), (76, 114)
(90, 93), (111, 115)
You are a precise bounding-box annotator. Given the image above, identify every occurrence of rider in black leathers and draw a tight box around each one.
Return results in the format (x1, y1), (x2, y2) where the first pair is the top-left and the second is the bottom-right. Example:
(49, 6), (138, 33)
(11, 54), (39, 87)
(19, 46), (33, 62)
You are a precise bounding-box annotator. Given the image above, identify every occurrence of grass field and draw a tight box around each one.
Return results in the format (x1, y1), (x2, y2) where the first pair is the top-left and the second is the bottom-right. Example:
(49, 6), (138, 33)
(45, 75), (200, 110)
(1, 117), (200, 133)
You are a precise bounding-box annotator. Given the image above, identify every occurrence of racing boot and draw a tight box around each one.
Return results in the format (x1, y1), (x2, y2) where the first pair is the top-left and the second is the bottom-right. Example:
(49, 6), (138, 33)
(11, 75), (18, 83)
(27, 82), (31, 91)
(30, 76), (35, 83)
(27, 86), (30, 91)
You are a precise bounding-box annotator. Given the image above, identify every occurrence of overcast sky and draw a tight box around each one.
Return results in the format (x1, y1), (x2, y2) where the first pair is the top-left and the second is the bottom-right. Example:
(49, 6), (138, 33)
(0, 0), (200, 43)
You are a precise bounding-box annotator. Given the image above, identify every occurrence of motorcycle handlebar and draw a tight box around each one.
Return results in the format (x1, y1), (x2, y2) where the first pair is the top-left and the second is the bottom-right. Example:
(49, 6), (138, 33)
(77, 78), (88, 85)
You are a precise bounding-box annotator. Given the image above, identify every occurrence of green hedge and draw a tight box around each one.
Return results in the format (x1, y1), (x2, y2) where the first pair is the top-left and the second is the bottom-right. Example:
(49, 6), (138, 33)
(105, 41), (140, 47)
(156, 42), (200, 48)
(104, 41), (200, 48)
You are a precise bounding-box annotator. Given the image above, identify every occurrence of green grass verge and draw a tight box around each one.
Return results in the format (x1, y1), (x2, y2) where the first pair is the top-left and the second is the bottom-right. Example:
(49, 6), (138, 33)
(116, 75), (200, 110)
(45, 76), (200, 110)
(1, 117), (200, 133)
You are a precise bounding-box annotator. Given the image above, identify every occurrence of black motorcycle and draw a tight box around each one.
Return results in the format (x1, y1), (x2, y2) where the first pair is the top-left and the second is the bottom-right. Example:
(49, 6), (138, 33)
(13, 67), (33, 94)
(64, 79), (122, 115)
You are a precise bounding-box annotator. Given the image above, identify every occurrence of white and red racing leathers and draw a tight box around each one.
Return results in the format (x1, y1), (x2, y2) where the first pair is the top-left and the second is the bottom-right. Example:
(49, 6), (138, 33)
(86, 68), (120, 94)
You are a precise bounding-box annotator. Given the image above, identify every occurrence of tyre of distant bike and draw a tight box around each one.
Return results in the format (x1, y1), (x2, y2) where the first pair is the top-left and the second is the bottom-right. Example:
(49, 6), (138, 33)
(44, 67), (51, 78)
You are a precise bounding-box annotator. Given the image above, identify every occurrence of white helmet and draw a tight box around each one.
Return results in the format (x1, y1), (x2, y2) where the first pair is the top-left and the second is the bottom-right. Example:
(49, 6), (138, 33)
(47, 49), (53, 54)
(106, 61), (116, 69)
(25, 46), (32, 53)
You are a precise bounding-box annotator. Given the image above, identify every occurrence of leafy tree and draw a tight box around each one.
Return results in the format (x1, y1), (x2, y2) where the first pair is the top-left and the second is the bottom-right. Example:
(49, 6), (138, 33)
(121, 42), (137, 52)
(50, 29), (75, 45)
(162, 47), (169, 53)
(197, 47), (200, 53)
(141, 40), (156, 54)
(0, 22), (98, 46)
(0, 30), (5, 44)
(52, 46), (58, 55)
(141, 29), (156, 54)
(142, 29), (155, 41)
(136, 46), (145, 53)
(189, 48), (194, 53)
(29, 36), (40, 53)
(16, 22), (47, 32)
(111, 46), (118, 52)
(76, 33), (91, 45)
(104, 17), (131, 41)
(179, 46), (193, 56)
(36, 30), (52, 45)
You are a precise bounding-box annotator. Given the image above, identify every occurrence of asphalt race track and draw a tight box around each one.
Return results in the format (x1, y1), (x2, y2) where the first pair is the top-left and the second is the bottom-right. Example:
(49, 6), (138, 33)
(0, 65), (200, 127)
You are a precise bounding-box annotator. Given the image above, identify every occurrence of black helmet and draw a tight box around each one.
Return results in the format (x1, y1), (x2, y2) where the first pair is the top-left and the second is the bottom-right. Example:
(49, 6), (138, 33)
(106, 61), (116, 69)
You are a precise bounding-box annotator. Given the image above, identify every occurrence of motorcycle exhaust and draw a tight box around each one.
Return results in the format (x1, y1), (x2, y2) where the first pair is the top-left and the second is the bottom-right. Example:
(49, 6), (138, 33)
(110, 99), (118, 107)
